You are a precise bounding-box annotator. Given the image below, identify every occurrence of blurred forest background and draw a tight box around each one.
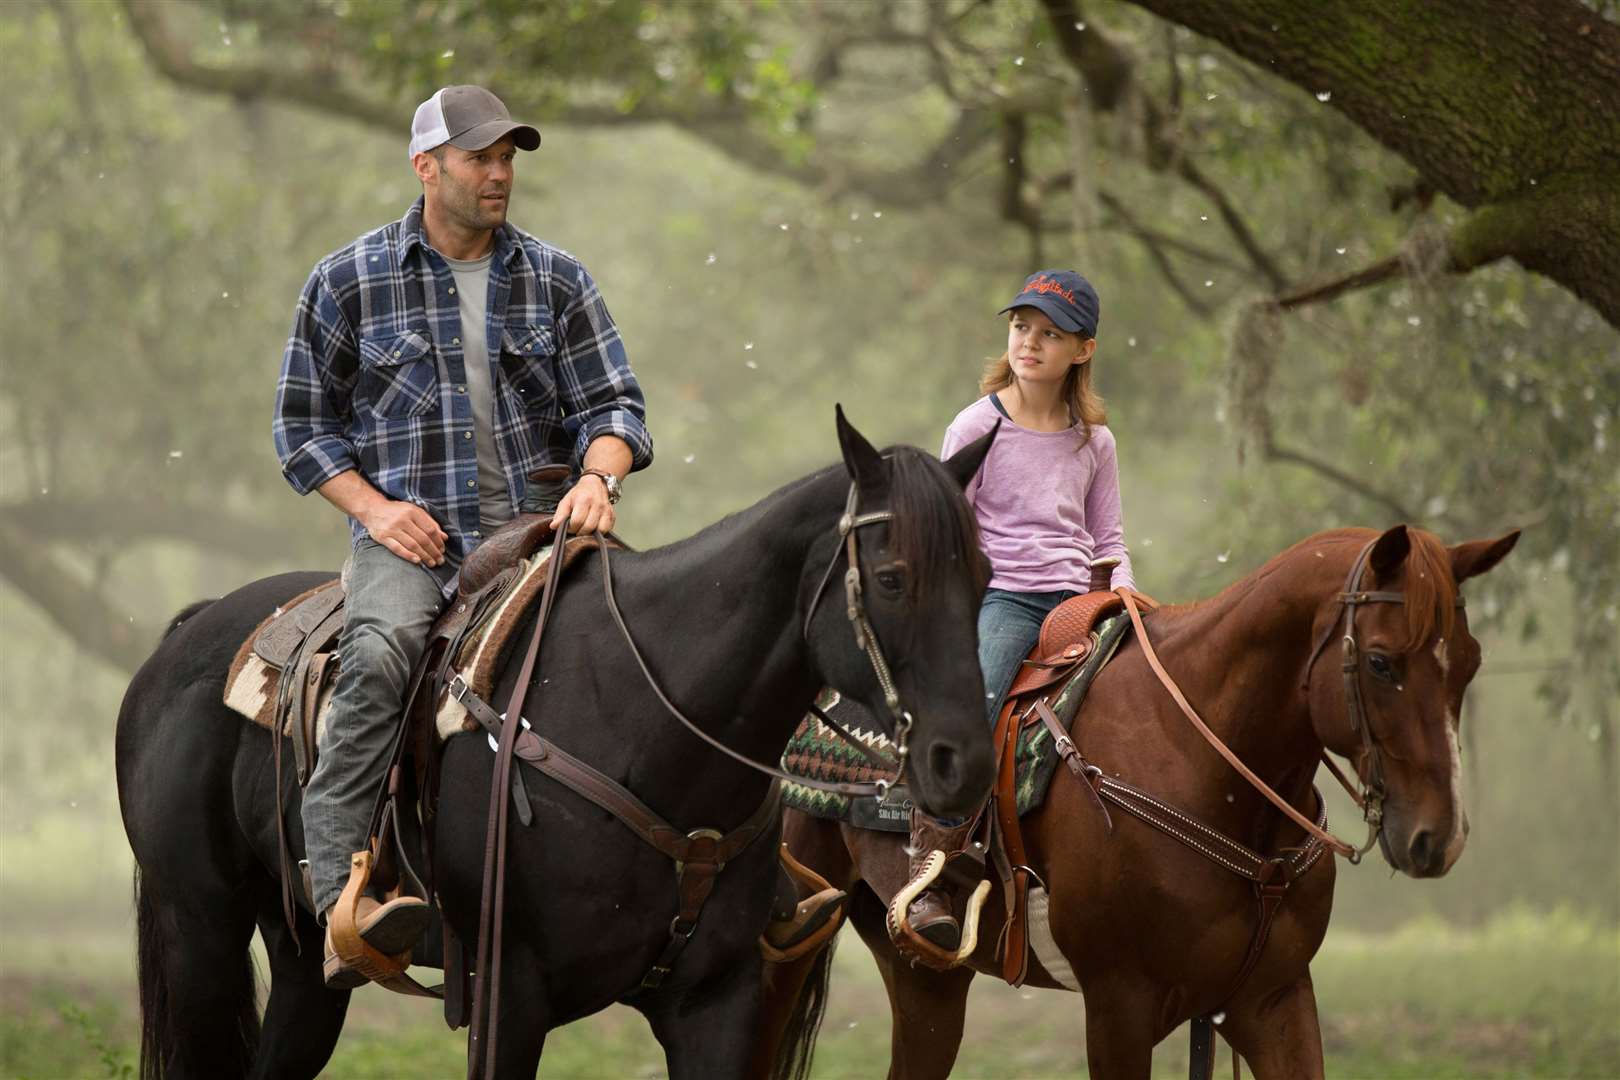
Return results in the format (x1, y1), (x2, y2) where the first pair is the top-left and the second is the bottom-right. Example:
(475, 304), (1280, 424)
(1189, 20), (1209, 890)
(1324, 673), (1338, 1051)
(1, 0), (1616, 1076)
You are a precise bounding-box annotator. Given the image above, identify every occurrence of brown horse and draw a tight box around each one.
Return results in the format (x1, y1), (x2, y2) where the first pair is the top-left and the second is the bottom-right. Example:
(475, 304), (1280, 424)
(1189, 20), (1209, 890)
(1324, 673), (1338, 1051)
(757, 524), (1519, 1080)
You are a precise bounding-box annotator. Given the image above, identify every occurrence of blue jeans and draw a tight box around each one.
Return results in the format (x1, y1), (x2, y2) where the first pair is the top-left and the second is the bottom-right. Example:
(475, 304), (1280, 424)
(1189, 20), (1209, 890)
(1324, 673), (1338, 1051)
(979, 588), (1076, 723)
(302, 538), (446, 917)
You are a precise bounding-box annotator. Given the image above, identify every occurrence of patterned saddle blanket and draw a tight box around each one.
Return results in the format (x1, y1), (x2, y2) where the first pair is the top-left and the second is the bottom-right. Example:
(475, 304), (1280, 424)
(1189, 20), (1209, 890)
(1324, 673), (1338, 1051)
(782, 611), (1132, 829)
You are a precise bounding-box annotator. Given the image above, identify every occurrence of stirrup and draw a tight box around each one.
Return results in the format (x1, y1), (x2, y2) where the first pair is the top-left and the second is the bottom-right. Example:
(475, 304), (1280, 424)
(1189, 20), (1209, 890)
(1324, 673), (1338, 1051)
(325, 848), (442, 998)
(885, 849), (991, 971)
(760, 843), (848, 963)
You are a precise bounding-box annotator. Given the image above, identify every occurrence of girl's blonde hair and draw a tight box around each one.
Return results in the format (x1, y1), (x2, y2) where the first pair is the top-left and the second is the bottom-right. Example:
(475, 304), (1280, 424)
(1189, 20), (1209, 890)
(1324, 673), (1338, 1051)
(979, 337), (1108, 444)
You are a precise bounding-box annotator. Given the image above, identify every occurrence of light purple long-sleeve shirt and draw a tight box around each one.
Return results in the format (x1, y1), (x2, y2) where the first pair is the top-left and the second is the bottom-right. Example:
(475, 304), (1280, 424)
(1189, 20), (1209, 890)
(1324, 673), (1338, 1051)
(941, 394), (1136, 594)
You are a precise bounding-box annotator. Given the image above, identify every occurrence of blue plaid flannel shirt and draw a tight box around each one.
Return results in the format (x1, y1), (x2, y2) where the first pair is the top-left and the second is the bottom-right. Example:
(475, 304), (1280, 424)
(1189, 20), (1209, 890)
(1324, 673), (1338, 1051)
(274, 198), (652, 592)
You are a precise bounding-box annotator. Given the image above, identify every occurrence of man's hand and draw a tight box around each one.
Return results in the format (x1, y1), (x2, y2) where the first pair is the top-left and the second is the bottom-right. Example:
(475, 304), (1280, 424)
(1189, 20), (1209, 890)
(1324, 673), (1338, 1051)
(550, 474), (615, 535)
(360, 498), (448, 567)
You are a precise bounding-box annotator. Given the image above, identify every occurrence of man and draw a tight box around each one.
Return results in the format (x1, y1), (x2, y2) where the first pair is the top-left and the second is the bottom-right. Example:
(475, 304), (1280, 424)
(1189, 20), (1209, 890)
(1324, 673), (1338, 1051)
(274, 85), (651, 987)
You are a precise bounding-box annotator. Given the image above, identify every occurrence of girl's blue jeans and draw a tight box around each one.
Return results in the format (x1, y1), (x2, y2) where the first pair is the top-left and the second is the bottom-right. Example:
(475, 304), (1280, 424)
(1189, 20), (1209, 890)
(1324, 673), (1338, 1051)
(978, 588), (1076, 724)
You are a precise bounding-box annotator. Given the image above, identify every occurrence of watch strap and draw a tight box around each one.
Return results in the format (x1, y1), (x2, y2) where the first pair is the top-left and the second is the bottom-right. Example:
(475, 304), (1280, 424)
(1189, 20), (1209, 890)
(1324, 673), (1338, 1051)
(580, 468), (622, 504)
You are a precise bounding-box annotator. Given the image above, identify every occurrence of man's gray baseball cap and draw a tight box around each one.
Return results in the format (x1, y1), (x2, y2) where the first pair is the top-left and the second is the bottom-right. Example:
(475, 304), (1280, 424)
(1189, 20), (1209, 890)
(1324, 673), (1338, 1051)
(408, 85), (540, 159)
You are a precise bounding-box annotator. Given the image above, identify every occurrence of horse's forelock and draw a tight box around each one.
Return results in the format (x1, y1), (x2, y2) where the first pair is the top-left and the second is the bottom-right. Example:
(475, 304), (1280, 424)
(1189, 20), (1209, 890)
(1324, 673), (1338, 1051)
(1398, 529), (1458, 653)
(885, 448), (987, 597)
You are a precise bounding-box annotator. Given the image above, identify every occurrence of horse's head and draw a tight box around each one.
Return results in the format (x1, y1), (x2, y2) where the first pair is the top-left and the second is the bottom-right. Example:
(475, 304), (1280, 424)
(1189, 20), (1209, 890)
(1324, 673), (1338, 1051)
(1306, 525), (1519, 877)
(801, 407), (997, 820)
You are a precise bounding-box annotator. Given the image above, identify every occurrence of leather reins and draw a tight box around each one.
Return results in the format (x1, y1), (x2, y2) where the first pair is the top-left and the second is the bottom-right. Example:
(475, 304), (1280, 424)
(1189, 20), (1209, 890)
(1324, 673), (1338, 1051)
(598, 480), (916, 800)
(1118, 537), (1463, 863)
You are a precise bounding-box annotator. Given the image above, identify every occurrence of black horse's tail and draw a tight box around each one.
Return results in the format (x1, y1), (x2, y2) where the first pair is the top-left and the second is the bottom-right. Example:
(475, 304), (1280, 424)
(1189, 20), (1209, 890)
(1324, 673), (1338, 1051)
(768, 939), (836, 1080)
(133, 847), (259, 1079)
(133, 865), (172, 1080)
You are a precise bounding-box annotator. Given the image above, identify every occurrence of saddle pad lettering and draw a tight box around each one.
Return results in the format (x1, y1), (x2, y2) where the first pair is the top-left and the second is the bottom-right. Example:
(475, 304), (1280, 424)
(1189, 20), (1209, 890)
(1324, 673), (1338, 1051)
(781, 614), (1131, 829)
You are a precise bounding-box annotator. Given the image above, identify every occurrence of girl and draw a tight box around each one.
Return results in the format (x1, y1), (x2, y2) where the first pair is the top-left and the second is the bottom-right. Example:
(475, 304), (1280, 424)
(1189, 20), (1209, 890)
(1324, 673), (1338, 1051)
(943, 268), (1136, 720)
(906, 269), (1136, 951)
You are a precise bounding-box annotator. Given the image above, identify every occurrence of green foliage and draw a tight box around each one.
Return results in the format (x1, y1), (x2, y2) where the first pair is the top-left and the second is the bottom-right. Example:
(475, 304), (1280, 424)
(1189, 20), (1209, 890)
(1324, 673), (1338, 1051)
(57, 1004), (135, 1080)
(2, 909), (1615, 1077)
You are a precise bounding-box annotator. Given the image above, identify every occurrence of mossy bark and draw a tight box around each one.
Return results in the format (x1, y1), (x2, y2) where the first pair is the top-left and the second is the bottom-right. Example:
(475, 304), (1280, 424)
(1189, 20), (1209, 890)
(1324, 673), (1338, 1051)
(1125, 0), (1620, 324)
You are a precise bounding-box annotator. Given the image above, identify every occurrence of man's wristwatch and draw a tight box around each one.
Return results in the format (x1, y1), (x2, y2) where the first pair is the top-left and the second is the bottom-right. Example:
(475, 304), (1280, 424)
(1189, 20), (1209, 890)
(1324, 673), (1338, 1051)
(580, 468), (622, 504)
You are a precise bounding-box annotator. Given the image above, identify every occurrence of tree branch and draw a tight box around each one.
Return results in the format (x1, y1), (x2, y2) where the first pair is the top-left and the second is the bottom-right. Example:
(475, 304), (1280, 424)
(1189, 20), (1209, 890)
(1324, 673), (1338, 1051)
(4, 497), (312, 564)
(1037, 0), (1289, 289)
(1174, 157), (1289, 290)
(1095, 190), (1215, 316)
(1259, 434), (1417, 522)
(1275, 254), (1404, 310)
(0, 520), (156, 674)
(120, 0), (997, 210)
(121, 0), (403, 130)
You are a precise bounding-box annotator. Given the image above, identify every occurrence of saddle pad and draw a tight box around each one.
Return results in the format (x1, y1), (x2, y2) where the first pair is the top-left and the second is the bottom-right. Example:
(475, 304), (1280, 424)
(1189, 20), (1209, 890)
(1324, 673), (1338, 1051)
(781, 613), (1132, 830)
(224, 580), (342, 733)
(433, 535), (604, 741)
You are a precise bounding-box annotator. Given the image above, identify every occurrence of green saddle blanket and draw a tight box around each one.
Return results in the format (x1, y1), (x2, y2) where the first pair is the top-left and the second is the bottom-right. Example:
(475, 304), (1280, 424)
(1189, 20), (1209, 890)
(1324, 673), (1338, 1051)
(781, 613), (1132, 831)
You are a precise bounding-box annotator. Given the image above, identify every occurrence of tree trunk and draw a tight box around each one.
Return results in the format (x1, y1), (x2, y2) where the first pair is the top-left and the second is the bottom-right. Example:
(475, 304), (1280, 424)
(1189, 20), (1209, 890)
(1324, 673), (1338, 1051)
(1123, 0), (1620, 325)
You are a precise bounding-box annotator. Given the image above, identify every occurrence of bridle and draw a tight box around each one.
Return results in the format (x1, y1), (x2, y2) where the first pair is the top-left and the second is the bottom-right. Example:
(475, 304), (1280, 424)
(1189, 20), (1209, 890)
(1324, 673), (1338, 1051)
(800, 482), (915, 795)
(1302, 537), (1466, 862)
(601, 480), (914, 799)
(1120, 535), (1464, 863)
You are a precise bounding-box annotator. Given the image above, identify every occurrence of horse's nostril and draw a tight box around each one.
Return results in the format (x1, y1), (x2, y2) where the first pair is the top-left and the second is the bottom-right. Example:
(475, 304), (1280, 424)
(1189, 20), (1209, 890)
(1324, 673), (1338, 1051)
(1408, 829), (1436, 872)
(929, 743), (961, 789)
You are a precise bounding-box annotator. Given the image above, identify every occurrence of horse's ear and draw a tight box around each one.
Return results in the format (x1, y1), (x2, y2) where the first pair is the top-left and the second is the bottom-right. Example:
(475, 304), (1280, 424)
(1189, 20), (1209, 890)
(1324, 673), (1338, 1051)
(941, 421), (998, 490)
(1368, 525), (1410, 580)
(835, 404), (886, 489)
(1450, 530), (1520, 584)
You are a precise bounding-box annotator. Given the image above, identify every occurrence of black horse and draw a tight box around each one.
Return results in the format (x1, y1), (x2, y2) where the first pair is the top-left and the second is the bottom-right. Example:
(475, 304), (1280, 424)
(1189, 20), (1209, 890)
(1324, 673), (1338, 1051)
(117, 410), (997, 1079)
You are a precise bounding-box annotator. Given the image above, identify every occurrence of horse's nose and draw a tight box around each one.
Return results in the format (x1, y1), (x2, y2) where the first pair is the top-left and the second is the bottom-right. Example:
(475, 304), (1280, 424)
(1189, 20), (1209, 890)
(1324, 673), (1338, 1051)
(1407, 828), (1444, 876)
(928, 741), (962, 791)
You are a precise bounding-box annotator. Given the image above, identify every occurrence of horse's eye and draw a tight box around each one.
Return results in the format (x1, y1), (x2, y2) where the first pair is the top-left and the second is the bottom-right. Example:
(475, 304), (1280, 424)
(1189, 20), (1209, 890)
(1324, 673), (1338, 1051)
(1367, 653), (1397, 682)
(875, 564), (907, 595)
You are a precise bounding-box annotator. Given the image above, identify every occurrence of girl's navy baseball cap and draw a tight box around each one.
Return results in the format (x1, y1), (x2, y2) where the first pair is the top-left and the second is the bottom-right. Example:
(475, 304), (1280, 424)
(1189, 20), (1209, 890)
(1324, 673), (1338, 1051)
(998, 270), (1101, 338)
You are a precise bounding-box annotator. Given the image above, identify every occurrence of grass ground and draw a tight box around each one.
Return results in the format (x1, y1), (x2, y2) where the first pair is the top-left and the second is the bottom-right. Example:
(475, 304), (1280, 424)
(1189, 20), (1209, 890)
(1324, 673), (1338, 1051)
(0, 907), (1614, 1079)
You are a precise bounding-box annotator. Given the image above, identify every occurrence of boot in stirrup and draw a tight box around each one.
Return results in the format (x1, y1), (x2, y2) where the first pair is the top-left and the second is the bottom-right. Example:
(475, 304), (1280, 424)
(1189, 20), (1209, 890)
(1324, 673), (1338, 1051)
(322, 894), (432, 989)
(762, 844), (847, 961)
(904, 810), (974, 952)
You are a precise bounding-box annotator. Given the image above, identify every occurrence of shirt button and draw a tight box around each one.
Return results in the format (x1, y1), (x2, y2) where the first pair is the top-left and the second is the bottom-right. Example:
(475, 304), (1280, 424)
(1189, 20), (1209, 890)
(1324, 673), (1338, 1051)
(452, 336), (461, 345)
(448, 287), (457, 296)
(467, 479), (477, 489)
(463, 431), (473, 440)
(392, 350), (402, 358)
(471, 530), (482, 539)
(457, 384), (467, 393)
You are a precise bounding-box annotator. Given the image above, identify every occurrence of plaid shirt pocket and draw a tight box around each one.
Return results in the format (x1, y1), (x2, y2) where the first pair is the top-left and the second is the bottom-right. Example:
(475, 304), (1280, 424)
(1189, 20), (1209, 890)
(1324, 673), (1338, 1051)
(499, 324), (558, 416)
(358, 328), (439, 420)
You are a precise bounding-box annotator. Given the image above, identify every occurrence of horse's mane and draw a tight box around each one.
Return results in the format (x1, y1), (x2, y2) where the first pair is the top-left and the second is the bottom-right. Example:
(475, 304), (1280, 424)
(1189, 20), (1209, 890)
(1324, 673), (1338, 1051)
(885, 446), (989, 598)
(638, 448), (983, 597)
(1161, 527), (1457, 653)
